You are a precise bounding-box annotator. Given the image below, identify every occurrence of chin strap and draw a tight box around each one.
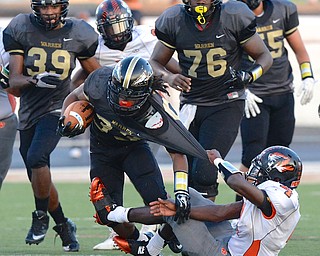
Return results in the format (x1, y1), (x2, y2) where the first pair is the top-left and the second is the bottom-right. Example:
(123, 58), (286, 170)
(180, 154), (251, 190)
(195, 6), (208, 25)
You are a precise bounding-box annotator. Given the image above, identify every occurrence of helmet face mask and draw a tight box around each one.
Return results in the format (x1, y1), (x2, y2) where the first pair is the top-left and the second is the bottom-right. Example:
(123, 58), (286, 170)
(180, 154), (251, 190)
(31, 0), (69, 30)
(246, 146), (302, 189)
(108, 56), (153, 116)
(96, 0), (134, 50)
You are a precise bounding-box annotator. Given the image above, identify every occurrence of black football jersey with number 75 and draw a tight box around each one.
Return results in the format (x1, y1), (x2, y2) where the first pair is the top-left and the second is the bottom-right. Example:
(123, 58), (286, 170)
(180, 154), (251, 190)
(242, 0), (299, 96)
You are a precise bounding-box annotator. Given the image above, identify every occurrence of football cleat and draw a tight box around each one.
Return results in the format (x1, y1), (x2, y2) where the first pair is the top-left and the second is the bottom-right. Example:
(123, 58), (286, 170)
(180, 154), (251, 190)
(53, 218), (79, 252)
(113, 236), (154, 256)
(93, 228), (120, 250)
(164, 234), (183, 253)
(25, 210), (49, 245)
(90, 177), (118, 226)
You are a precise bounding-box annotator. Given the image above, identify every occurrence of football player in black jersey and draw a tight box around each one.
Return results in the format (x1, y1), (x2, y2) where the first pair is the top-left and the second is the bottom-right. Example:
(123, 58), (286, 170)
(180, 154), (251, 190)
(149, 0), (273, 202)
(58, 56), (210, 255)
(3, 0), (101, 251)
(238, 0), (316, 195)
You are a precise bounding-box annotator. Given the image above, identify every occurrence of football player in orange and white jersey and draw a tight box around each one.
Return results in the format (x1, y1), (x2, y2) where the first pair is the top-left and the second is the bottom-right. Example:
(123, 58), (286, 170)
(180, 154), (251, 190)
(104, 146), (301, 256)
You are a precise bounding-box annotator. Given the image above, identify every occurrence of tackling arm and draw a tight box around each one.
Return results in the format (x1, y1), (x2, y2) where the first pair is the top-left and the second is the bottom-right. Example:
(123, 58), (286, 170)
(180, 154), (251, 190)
(207, 149), (271, 211)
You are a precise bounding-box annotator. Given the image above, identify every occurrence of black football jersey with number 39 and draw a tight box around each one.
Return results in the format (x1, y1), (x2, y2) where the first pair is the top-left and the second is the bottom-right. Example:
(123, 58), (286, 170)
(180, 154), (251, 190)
(3, 14), (98, 130)
(242, 0), (299, 96)
(155, 2), (256, 106)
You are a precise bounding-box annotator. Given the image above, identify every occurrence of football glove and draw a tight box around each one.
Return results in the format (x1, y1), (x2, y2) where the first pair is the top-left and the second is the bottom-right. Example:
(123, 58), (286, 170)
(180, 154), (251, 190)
(173, 170), (190, 224)
(224, 67), (253, 89)
(174, 191), (191, 224)
(0, 65), (9, 89)
(213, 158), (242, 183)
(296, 77), (315, 105)
(224, 64), (263, 89)
(244, 89), (263, 118)
(32, 72), (62, 89)
(56, 116), (85, 138)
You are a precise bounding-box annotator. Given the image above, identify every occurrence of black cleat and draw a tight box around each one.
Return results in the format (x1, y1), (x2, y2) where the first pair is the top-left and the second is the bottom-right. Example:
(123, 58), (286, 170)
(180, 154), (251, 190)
(164, 235), (183, 253)
(25, 210), (49, 245)
(114, 236), (154, 256)
(53, 218), (80, 252)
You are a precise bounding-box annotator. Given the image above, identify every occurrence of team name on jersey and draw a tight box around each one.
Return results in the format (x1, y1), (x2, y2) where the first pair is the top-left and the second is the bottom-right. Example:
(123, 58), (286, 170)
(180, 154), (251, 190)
(111, 120), (136, 136)
(40, 41), (62, 49)
(194, 42), (215, 49)
(257, 25), (274, 33)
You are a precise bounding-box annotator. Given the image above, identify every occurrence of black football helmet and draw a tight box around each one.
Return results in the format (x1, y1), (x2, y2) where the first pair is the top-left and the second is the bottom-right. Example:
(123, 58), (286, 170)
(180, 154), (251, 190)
(246, 146), (302, 189)
(239, 0), (262, 10)
(96, 0), (134, 50)
(183, 0), (221, 25)
(108, 56), (153, 116)
(31, 0), (69, 30)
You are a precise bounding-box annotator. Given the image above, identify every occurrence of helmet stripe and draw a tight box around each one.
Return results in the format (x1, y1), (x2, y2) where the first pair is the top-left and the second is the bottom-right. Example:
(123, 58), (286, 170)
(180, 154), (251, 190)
(123, 56), (140, 89)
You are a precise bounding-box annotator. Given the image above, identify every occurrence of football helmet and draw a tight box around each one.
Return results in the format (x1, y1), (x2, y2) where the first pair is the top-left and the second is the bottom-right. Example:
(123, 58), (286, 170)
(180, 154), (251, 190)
(239, 0), (262, 10)
(246, 146), (302, 189)
(108, 56), (153, 116)
(96, 0), (134, 50)
(31, 0), (69, 30)
(183, 0), (221, 25)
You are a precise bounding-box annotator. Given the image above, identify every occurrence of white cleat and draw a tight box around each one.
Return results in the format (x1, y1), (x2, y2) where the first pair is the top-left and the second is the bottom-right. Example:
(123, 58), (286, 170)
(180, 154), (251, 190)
(93, 229), (119, 250)
(138, 224), (159, 241)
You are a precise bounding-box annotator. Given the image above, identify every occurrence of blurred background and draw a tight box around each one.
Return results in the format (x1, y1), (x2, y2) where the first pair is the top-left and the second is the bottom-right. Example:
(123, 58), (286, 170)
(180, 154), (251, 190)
(1, 0), (320, 17)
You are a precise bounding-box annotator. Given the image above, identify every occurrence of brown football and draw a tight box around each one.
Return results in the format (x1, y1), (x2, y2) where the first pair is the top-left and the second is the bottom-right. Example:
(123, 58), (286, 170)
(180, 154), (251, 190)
(63, 100), (94, 129)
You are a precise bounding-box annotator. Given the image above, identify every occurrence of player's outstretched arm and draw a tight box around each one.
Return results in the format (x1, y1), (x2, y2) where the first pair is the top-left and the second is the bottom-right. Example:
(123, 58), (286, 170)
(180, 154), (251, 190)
(207, 149), (267, 208)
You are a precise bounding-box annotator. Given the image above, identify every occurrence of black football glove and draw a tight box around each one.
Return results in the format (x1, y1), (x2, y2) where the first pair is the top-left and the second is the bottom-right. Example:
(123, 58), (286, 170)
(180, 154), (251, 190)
(0, 65), (9, 89)
(174, 191), (191, 224)
(56, 116), (85, 138)
(32, 72), (62, 89)
(223, 67), (253, 89)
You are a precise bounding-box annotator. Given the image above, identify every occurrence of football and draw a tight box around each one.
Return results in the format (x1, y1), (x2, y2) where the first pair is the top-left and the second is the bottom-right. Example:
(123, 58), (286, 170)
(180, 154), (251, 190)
(63, 100), (94, 129)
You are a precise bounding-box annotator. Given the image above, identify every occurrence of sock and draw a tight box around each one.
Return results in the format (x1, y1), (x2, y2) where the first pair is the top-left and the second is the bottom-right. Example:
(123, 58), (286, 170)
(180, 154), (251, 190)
(127, 227), (140, 240)
(34, 196), (49, 213)
(146, 231), (165, 256)
(49, 203), (67, 224)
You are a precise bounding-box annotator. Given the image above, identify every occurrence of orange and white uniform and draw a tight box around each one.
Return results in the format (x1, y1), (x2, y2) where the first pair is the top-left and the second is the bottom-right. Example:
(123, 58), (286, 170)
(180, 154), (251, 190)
(94, 25), (156, 67)
(228, 180), (300, 256)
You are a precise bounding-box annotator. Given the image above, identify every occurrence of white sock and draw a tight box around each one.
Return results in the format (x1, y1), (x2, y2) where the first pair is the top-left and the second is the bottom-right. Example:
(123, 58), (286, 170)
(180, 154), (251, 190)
(146, 232), (164, 256)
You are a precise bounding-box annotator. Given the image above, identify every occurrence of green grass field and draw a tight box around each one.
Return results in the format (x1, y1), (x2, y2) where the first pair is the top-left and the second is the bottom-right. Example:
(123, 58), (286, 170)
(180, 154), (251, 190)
(0, 181), (319, 255)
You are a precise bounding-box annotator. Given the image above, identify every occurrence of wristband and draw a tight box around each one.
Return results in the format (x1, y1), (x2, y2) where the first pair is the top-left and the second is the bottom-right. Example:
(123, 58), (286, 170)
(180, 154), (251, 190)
(174, 170), (188, 194)
(248, 64), (263, 83)
(300, 62), (313, 80)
